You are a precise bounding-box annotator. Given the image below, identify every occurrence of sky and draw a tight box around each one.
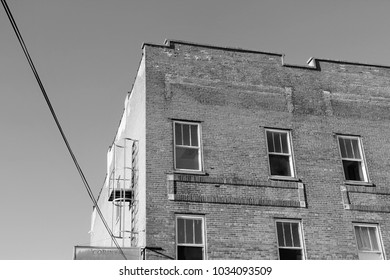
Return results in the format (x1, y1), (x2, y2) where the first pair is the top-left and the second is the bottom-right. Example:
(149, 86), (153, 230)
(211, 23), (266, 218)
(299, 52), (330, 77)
(1, 0), (390, 260)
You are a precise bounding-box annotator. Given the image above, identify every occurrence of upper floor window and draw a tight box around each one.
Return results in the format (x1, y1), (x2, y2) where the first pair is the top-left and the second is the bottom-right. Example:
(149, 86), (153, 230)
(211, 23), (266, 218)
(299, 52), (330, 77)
(174, 121), (202, 172)
(354, 224), (384, 260)
(265, 129), (295, 177)
(176, 215), (205, 260)
(337, 135), (368, 182)
(275, 220), (305, 260)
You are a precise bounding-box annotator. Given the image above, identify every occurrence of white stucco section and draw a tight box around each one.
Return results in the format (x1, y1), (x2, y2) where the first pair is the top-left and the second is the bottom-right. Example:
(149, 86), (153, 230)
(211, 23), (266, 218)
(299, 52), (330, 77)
(124, 53), (147, 248)
(90, 53), (146, 250)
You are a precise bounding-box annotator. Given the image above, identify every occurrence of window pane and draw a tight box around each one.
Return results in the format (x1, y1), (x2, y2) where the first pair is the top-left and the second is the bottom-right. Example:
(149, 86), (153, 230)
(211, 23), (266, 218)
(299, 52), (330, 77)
(276, 222), (285, 247)
(355, 227), (364, 250)
(185, 219), (194, 244)
(283, 223), (293, 247)
(291, 223), (301, 247)
(357, 227), (371, 251)
(360, 227), (371, 250)
(274, 132), (282, 153)
(177, 246), (203, 260)
(269, 155), (291, 176)
(279, 248), (303, 260)
(182, 124), (190, 145)
(339, 138), (347, 158)
(281, 132), (289, 154)
(339, 137), (363, 159)
(351, 139), (361, 159)
(266, 131), (275, 152)
(175, 123), (182, 145)
(343, 160), (363, 181)
(345, 138), (354, 158)
(190, 125), (198, 146)
(177, 218), (185, 243)
(368, 227), (379, 251)
(194, 219), (203, 244)
(176, 147), (200, 170)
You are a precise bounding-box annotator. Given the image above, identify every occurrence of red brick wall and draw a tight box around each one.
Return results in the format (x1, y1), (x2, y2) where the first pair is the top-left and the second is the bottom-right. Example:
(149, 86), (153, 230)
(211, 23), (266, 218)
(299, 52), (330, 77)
(143, 41), (390, 259)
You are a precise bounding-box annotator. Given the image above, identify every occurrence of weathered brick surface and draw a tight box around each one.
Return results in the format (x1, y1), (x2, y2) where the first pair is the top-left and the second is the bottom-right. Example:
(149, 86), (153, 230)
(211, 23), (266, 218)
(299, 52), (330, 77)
(141, 40), (390, 259)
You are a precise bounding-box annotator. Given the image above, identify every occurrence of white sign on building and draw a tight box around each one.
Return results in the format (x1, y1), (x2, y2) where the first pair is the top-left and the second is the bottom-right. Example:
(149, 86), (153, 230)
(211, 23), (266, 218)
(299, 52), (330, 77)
(74, 246), (141, 260)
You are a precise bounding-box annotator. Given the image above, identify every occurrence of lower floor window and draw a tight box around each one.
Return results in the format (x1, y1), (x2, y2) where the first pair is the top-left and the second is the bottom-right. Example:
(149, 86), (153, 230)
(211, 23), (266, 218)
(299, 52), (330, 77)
(276, 220), (305, 260)
(177, 246), (203, 260)
(176, 215), (205, 260)
(354, 224), (384, 260)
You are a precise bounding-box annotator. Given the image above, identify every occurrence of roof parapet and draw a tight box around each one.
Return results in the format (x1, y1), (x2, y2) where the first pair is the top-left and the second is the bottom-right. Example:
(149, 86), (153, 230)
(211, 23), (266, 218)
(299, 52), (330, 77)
(143, 38), (284, 57)
(143, 39), (319, 70)
(142, 39), (390, 71)
(281, 55), (318, 70)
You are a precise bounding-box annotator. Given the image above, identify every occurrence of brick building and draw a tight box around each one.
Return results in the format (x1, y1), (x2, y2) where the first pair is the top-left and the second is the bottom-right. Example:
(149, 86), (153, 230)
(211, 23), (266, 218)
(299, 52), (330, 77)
(88, 39), (390, 260)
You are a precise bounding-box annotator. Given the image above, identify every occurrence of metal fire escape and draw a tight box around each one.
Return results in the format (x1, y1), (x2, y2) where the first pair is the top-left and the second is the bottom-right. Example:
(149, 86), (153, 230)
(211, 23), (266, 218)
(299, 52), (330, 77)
(107, 138), (139, 247)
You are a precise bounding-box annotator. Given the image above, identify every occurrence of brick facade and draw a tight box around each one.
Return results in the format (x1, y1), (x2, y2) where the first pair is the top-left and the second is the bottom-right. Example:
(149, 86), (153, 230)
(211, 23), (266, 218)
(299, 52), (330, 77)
(93, 39), (390, 260)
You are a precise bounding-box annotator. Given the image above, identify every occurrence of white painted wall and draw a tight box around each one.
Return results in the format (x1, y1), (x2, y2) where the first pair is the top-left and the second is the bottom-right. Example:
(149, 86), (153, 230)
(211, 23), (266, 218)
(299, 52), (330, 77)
(90, 53), (146, 250)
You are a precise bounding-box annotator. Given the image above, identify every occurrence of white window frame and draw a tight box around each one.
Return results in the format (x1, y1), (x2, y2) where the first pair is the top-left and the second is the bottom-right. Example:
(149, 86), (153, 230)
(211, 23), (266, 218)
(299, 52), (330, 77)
(353, 223), (385, 260)
(173, 121), (203, 172)
(275, 219), (305, 260)
(265, 129), (295, 178)
(337, 135), (369, 182)
(175, 215), (206, 260)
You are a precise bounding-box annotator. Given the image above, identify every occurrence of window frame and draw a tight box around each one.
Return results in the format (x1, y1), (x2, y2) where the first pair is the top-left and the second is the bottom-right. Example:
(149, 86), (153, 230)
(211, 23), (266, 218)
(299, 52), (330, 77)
(336, 135), (369, 183)
(275, 219), (305, 260)
(353, 223), (385, 260)
(175, 215), (206, 260)
(173, 120), (203, 172)
(265, 128), (296, 178)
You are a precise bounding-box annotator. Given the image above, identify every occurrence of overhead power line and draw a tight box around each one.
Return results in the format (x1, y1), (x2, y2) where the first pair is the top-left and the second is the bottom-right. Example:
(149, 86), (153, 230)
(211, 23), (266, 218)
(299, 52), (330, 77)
(1, 0), (127, 260)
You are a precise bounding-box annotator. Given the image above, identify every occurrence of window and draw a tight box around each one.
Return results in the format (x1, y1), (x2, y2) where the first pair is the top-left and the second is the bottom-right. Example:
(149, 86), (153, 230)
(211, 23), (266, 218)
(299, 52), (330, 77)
(176, 215), (205, 260)
(337, 135), (368, 182)
(174, 121), (202, 171)
(354, 224), (384, 260)
(275, 220), (305, 260)
(266, 129), (295, 177)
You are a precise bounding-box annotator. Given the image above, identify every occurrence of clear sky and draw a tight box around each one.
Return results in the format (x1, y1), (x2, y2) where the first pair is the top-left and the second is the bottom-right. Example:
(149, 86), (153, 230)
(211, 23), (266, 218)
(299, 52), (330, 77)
(1, 0), (390, 260)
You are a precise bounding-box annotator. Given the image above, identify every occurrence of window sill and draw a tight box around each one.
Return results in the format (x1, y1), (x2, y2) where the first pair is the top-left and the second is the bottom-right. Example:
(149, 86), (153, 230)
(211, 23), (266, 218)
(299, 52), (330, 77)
(268, 176), (301, 182)
(172, 170), (208, 176)
(344, 181), (375, 187)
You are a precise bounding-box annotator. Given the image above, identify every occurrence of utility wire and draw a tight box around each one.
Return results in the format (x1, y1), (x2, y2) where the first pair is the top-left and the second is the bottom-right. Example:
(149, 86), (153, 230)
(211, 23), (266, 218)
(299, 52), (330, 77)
(1, 0), (127, 260)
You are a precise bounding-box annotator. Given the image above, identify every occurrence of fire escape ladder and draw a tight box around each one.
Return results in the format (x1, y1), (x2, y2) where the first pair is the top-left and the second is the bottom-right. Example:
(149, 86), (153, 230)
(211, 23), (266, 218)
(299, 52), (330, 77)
(108, 138), (138, 247)
(130, 139), (139, 246)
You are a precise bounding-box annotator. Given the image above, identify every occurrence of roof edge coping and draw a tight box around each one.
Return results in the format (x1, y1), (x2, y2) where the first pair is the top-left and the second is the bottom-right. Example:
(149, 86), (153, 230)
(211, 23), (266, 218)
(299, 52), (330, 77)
(142, 39), (390, 70)
(142, 38), (284, 57)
